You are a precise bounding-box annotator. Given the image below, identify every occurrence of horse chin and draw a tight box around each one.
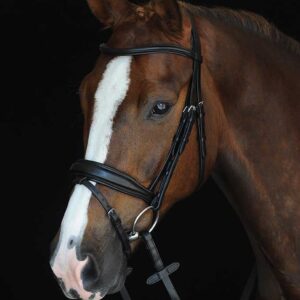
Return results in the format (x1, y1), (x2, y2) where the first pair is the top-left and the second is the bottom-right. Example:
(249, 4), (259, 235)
(62, 287), (107, 300)
(85, 263), (128, 299)
(57, 278), (106, 300)
(107, 270), (128, 295)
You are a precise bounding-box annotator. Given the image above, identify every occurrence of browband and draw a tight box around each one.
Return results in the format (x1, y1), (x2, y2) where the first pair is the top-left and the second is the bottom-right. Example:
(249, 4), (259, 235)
(100, 44), (202, 61)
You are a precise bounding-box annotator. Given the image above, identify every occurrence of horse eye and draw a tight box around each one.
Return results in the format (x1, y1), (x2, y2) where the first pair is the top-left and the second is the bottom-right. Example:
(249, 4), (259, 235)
(152, 102), (171, 116)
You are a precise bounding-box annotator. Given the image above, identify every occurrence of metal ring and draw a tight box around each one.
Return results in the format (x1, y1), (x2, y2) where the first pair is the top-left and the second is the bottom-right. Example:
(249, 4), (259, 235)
(128, 206), (159, 241)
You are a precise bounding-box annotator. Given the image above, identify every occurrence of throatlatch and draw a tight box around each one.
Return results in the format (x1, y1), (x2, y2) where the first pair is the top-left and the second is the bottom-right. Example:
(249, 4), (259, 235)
(70, 15), (205, 300)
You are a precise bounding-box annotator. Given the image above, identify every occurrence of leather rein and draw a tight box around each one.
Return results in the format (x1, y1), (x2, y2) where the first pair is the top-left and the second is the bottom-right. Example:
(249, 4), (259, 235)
(70, 17), (206, 299)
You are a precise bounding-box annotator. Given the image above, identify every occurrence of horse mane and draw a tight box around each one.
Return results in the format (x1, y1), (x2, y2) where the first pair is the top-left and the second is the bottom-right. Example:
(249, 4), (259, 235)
(180, 2), (300, 56)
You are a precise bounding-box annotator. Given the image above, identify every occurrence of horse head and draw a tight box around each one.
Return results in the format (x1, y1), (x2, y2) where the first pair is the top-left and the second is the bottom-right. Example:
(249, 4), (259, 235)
(50, 0), (205, 299)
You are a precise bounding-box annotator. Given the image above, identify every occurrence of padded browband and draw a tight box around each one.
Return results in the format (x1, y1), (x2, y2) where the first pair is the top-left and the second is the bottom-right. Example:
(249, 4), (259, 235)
(100, 44), (202, 62)
(71, 159), (153, 203)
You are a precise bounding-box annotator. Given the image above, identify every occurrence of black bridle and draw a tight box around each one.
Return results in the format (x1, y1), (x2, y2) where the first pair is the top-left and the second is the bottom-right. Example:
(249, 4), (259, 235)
(70, 17), (206, 299)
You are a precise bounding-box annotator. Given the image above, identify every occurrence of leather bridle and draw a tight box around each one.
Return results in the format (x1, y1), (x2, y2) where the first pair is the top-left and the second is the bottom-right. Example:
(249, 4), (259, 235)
(70, 16), (206, 299)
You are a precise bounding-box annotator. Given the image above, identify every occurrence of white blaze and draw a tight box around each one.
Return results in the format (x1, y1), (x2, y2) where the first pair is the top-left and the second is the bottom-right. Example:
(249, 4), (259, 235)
(51, 56), (133, 300)
(85, 56), (133, 162)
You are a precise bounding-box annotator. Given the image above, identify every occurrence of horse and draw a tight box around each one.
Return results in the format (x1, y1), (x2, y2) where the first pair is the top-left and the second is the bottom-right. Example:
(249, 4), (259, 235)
(49, 0), (300, 299)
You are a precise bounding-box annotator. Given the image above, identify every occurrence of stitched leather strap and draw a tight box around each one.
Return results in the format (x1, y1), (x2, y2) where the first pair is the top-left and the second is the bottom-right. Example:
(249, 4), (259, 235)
(100, 44), (202, 61)
(150, 107), (196, 210)
(77, 179), (131, 258)
(71, 159), (153, 203)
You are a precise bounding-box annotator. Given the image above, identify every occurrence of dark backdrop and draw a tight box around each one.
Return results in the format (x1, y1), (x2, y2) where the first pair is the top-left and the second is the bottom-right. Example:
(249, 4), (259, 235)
(1, 1), (299, 299)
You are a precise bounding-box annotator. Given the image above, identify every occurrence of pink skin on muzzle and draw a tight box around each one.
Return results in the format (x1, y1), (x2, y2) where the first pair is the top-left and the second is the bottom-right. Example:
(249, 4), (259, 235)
(52, 247), (104, 300)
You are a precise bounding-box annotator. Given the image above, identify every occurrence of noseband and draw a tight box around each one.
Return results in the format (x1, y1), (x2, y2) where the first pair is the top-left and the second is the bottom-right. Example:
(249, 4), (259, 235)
(70, 17), (206, 299)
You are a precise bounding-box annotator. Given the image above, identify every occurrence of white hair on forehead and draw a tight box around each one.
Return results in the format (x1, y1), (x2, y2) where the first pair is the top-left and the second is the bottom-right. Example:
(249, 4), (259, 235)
(86, 55), (133, 162)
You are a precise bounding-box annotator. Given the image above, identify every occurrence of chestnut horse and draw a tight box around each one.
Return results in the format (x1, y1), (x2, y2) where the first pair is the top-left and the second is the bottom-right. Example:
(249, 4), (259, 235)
(50, 0), (300, 299)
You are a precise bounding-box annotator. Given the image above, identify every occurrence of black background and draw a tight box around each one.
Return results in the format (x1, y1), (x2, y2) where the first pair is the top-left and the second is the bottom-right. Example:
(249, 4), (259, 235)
(1, 1), (299, 299)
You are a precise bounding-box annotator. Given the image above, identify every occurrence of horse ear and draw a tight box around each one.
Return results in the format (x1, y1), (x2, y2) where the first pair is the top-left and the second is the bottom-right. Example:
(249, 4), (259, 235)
(151, 0), (182, 33)
(86, 0), (132, 27)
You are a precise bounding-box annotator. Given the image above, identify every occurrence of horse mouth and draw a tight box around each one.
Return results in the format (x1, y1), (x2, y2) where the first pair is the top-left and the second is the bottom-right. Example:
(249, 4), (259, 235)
(62, 288), (106, 300)
(56, 269), (128, 299)
(56, 277), (106, 300)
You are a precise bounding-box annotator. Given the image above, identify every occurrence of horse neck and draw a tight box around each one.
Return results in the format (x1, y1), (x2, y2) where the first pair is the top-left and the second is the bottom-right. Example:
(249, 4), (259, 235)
(196, 15), (300, 298)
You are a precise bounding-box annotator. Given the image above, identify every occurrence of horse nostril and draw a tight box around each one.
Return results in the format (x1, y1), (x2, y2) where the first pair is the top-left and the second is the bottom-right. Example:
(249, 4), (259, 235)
(81, 255), (100, 290)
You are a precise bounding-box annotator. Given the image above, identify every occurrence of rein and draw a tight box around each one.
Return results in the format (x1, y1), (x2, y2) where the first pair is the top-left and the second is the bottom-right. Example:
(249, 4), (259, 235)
(70, 16), (206, 299)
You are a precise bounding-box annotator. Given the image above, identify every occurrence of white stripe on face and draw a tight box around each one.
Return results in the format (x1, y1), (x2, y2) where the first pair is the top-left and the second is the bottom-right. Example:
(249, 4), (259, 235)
(85, 56), (133, 162)
(51, 56), (133, 299)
